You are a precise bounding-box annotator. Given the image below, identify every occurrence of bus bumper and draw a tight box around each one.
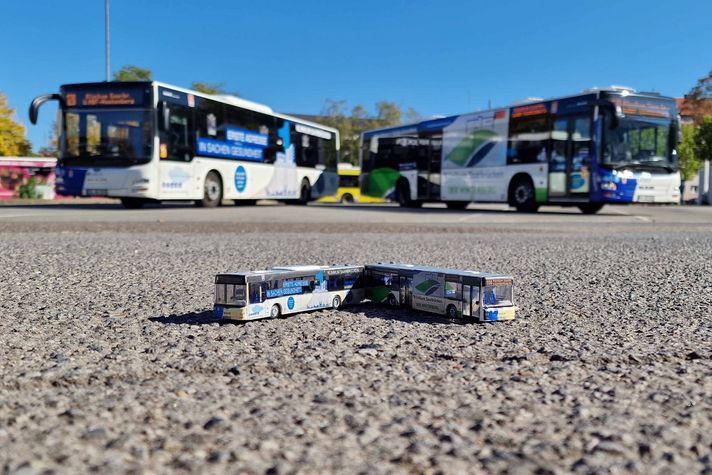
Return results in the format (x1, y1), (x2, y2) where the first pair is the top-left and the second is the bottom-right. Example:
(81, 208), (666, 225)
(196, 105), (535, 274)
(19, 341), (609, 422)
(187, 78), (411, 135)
(483, 307), (516, 322)
(213, 305), (247, 321)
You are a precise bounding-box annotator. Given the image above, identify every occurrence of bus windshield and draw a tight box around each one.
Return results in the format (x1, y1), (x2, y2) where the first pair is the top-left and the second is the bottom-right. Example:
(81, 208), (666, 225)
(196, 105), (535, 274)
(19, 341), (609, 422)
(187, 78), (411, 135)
(602, 117), (675, 171)
(62, 109), (153, 166)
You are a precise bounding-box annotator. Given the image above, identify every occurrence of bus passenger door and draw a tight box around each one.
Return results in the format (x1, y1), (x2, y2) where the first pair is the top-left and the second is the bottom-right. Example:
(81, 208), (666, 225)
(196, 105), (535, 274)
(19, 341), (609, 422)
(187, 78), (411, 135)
(399, 276), (412, 307)
(548, 115), (591, 198)
(158, 101), (196, 199)
(462, 285), (471, 317)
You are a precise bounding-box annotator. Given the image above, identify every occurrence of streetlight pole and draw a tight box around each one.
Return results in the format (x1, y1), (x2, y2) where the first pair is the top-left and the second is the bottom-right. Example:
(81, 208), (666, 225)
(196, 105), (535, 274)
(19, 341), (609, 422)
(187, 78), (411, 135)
(105, 0), (110, 81)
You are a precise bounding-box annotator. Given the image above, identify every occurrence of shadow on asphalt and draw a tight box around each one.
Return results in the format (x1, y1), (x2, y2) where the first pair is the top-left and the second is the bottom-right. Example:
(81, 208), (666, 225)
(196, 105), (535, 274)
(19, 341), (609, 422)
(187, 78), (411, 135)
(1, 200), (612, 216)
(150, 303), (465, 326)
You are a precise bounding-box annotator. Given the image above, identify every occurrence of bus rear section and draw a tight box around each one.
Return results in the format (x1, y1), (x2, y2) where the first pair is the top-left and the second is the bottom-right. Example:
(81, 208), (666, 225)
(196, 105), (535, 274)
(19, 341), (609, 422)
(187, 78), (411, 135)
(364, 263), (516, 322)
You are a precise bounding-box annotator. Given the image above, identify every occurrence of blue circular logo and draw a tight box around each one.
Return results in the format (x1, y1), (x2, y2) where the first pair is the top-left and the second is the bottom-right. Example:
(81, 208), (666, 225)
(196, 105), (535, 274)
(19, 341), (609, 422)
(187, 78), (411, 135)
(287, 297), (295, 310)
(234, 166), (247, 193)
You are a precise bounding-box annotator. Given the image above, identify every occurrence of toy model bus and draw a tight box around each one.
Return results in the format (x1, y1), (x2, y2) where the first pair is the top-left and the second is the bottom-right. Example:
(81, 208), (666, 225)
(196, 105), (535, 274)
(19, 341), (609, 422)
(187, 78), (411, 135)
(214, 263), (515, 323)
(364, 263), (515, 322)
(214, 265), (366, 321)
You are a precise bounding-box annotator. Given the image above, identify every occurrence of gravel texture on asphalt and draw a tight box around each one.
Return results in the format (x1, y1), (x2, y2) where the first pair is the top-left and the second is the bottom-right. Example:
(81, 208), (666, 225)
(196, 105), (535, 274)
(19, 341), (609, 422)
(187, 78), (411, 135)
(1, 221), (711, 474)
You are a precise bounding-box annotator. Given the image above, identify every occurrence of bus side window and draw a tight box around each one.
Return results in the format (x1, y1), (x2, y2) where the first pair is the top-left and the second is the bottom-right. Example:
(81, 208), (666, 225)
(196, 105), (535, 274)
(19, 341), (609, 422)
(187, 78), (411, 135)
(507, 114), (549, 165)
(159, 101), (194, 161)
(249, 283), (262, 304)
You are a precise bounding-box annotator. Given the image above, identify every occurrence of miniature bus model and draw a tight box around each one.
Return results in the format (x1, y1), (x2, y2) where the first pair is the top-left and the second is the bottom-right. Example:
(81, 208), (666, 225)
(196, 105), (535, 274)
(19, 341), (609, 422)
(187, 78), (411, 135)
(214, 263), (515, 323)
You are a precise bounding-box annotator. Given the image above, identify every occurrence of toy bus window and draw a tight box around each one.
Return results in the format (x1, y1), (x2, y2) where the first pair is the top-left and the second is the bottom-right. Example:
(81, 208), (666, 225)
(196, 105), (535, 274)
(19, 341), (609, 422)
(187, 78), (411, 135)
(249, 283), (262, 304)
(444, 280), (462, 299)
(328, 278), (344, 291)
(216, 284), (226, 304)
(483, 285), (513, 307)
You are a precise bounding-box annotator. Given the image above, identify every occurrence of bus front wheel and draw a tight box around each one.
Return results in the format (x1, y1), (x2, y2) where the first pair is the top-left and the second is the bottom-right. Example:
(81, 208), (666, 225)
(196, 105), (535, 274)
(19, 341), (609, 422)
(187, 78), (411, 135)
(446, 304), (458, 319)
(510, 177), (539, 213)
(332, 295), (341, 309)
(197, 171), (223, 208)
(396, 180), (421, 208)
(297, 180), (311, 205)
(270, 304), (281, 318)
(340, 193), (354, 204)
(388, 294), (398, 307)
(578, 203), (604, 214)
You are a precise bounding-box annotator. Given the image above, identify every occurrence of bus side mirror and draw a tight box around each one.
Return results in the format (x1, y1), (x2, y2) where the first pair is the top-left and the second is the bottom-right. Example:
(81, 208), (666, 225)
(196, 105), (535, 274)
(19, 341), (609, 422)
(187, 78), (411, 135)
(29, 93), (62, 125)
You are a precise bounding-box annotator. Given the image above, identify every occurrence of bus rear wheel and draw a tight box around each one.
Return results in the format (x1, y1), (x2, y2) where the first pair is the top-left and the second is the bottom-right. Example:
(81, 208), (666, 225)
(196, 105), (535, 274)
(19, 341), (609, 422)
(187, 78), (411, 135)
(120, 198), (146, 209)
(340, 193), (354, 204)
(578, 203), (604, 214)
(388, 294), (398, 307)
(270, 304), (281, 318)
(510, 177), (539, 213)
(446, 304), (458, 319)
(332, 295), (342, 309)
(197, 171), (222, 208)
(297, 180), (311, 205)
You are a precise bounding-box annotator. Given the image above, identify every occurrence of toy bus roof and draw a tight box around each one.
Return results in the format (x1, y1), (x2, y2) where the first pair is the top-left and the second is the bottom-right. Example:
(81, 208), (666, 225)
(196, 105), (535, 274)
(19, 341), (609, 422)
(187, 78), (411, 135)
(361, 87), (675, 139)
(364, 262), (512, 282)
(59, 81), (340, 140)
(216, 264), (364, 283)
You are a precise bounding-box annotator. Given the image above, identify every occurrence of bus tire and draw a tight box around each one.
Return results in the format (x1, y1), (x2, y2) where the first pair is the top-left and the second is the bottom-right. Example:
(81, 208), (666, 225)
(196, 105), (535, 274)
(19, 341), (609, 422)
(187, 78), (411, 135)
(446, 201), (469, 210)
(446, 304), (458, 319)
(578, 203), (604, 214)
(332, 295), (342, 309)
(297, 179), (311, 205)
(340, 193), (354, 204)
(120, 198), (146, 209)
(388, 294), (398, 307)
(509, 176), (539, 213)
(197, 171), (223, 208)
(270, 304), (281, 318)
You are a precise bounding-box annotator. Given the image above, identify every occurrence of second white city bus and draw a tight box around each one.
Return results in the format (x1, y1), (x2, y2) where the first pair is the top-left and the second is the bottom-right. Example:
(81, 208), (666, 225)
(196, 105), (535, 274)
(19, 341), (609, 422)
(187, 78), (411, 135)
(29, 81), (339, 208)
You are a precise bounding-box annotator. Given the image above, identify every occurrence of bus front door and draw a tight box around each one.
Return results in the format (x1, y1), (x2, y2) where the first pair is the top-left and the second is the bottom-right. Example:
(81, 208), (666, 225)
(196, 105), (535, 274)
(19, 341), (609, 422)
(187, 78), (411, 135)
(549, 115), (591, 198)
(399, 276), (413, 307)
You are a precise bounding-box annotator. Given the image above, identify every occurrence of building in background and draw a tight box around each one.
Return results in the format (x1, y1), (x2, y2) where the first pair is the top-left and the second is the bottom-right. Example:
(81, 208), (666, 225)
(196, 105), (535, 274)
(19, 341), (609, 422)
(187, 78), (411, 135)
(0, 157), (57, 199)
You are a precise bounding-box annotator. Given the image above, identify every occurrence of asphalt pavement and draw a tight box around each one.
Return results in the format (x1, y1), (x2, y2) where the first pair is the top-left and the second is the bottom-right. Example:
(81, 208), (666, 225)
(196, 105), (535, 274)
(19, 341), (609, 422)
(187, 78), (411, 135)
(0, 202), (710, 474)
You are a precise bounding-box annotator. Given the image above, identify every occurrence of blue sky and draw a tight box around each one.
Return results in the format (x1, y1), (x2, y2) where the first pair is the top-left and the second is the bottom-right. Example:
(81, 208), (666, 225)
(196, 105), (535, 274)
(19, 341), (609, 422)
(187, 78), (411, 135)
(1, 0), (711, 151)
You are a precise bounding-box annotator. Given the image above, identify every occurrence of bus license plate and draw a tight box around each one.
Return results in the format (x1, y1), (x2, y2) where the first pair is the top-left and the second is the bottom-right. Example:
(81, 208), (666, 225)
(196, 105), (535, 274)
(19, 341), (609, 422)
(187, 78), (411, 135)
(85, 189), (107, 196)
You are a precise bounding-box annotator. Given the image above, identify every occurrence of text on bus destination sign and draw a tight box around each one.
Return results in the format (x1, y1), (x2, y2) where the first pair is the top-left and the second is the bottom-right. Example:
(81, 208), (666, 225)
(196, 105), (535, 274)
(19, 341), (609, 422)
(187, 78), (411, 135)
(81, 92), (137, 107)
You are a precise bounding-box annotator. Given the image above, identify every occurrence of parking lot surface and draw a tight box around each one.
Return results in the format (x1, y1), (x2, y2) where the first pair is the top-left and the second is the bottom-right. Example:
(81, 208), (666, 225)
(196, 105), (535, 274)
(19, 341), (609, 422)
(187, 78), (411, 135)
(1, 202), (711, 474)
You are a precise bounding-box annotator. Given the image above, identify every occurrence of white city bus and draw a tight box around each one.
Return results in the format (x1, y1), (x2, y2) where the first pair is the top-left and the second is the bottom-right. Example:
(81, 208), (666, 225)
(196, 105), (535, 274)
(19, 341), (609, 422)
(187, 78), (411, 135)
(214, 265), (366, 321)
(29, 81), (339, 208)
(361, 87), (681, 214)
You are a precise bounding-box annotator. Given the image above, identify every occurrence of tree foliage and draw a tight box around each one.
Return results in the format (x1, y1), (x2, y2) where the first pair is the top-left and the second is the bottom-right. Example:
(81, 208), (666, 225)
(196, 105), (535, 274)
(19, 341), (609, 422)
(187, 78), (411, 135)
(113, 65), (152, 81)
(319, 99), (417, 165)
(0, 93), (31, 156)
(191, 82), (228, 95)
(678, 124), (700, 181)
(685, 70), (712, 124)
(696, 117), (712, 164)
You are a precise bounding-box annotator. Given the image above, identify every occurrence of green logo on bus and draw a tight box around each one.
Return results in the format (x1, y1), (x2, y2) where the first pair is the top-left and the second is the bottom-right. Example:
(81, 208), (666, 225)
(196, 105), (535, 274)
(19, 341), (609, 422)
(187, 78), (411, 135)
(415, 279), (440, 295)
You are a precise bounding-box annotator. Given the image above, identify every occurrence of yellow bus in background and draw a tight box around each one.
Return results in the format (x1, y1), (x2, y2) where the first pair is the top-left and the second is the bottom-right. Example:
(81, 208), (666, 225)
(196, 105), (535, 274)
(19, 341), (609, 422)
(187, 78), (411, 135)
(318, 163), (385, 204)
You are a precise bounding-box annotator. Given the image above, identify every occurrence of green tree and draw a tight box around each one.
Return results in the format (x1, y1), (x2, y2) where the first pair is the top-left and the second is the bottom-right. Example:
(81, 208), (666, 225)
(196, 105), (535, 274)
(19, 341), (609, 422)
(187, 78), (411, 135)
(113, 65), (152, 81)
(191, 81), (229, 95)
(678, 124), (700, 181)
(696, 116), (712, 164)
(0, 93), (32, 156)
(685, 70), (712, 124)
(319, 100), (415, 165)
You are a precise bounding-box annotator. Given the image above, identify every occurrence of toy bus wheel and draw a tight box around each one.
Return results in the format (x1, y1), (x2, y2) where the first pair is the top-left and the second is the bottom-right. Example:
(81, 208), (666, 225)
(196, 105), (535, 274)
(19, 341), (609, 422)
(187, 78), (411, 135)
(340, 193), (354, 204)
(446, 304), (458, 319)
(332, 295), (341, 309)
(270, 304), (281, 318)
(388, 294), (398, 307)
(197, 171), (223, 208)
(297, 179), (311, 205)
